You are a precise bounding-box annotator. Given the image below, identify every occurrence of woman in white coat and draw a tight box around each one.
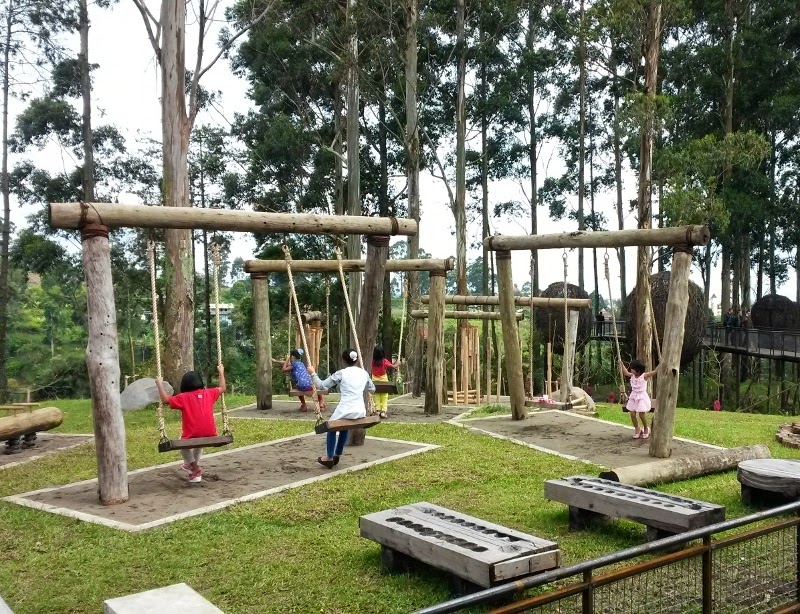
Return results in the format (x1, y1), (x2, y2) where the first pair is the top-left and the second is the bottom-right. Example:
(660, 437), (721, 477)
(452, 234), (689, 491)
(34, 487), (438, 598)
(308, 349), (375, 468)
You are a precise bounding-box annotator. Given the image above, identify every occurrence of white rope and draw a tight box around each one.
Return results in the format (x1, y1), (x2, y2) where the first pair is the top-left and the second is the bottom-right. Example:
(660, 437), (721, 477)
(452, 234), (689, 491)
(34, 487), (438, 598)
(604, 251), (625, 397)
(147, 241), (167, 442)
(396, 274), (407, 386)
(211, 243), (231, 436)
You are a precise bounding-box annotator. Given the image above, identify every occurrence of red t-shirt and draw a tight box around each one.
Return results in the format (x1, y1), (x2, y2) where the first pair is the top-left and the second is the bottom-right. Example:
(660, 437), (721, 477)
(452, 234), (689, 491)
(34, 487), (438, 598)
(372, 358), (394, 377)
(168, 387), (221, 439)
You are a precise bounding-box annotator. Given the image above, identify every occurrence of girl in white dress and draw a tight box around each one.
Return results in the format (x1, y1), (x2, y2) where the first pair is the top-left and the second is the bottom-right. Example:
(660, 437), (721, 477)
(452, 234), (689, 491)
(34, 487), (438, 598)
(619, 359), (658, 439)
(308, 349), (375, 468)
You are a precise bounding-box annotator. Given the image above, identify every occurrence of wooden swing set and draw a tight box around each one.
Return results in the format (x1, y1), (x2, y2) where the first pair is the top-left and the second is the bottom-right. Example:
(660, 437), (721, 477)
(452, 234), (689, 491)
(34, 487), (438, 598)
(48, 201), (417, 505)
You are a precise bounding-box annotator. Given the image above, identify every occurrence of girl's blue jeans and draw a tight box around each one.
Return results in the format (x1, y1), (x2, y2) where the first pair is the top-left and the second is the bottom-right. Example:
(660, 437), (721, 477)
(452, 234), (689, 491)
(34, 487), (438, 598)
(326, 430), (348, 458)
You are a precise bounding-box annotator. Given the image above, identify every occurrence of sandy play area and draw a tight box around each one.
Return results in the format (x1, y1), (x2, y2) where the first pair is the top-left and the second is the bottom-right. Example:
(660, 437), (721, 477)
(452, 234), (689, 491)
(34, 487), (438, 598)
(231, 394), (471, 423)
(0, 434), (93, 470)
(461, 410), (722, 469)
(5, 434), (436, 531)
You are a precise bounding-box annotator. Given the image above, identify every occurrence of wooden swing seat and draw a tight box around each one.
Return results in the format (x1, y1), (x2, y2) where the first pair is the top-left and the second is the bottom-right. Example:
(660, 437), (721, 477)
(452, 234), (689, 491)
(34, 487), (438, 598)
(158, 434), (234, 453)
(373, 381), (399, 395)
(314, 415), (381, 434)
(289, 389), (329, 397)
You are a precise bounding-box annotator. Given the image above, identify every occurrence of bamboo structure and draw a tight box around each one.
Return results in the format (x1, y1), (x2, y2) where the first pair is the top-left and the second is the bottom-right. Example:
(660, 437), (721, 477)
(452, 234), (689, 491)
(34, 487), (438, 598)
(484, 225), (710, 251)
(448, 325), (480, 405)
(49, 202), (417, 236)
(251, 273), (273, 411)
(245, 257), (453, 274)
(420, 295), (591, 309)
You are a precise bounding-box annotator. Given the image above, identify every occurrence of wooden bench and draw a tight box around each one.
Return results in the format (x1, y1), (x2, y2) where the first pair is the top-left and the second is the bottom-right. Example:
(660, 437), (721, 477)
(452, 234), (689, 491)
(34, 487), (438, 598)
(360, 502), (560, 592)
(544, 475), (725, 541)
(738, 459), (800, 506)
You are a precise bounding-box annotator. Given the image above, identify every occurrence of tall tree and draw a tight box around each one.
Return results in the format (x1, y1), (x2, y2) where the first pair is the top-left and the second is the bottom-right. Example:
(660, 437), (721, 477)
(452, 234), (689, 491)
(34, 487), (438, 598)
(454, 0), (467, 295)
(132, 0), (274, 386)
(576, 0), (586, 290)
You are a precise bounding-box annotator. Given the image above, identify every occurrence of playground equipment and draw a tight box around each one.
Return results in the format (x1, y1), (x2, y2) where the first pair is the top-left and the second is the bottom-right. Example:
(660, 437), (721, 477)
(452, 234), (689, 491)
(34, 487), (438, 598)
(49, 200), (415, 504)
(484, 225), (710, 459)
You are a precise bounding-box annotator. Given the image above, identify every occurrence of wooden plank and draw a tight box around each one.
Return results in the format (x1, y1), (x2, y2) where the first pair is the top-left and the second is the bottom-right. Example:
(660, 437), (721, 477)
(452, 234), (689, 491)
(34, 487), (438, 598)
(49, 202), (418, 236)
(158, 435), (234, 452)
(484, 225), (710, 251)
(373, 381), (399, 395)
(544, 476), (724, 532)
(491, 550), (561, 583)
(316, 415), (381, 433)
(421, 295), (591, 309)
(245, 258), (454, 274)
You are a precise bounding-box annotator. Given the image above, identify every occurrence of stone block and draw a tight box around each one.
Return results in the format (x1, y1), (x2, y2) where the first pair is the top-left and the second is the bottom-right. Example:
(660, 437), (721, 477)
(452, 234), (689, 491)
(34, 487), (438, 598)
(103, 583), (222, 614)
(120, 377), (173, 411)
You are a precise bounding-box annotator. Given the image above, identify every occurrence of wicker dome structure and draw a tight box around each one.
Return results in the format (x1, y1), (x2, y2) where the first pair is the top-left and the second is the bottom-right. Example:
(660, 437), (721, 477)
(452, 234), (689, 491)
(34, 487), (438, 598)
(533, 282), (592, 353)
(621, 271), (705, 367)
(750, 294), (800, 330)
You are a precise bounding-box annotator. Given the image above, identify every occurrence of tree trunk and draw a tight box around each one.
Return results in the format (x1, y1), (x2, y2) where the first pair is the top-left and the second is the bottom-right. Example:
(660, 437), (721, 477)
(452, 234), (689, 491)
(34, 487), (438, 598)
(424, 273), (446, 414)
(378, 99), (393, 357)
(721, 245), (731, 316)
(404, 0), (422, 397)
(635, 1), (661, 383)
(757, 237), (764, 301)
(252, 274), (272, 410)
(496, 252), (526, 420)
(577, 0), (586, 290)
(454, 0), (467, 295)
(0, 2), (12, 403)
(612, 47), (626, 301)
(704, 243), (712, 311)
(528, 0), (540, 394)
(345, 0), (361, 341)
(481, 43), (491, 396)
(334, 79), (344, 216)
(160, 0), (194, 388)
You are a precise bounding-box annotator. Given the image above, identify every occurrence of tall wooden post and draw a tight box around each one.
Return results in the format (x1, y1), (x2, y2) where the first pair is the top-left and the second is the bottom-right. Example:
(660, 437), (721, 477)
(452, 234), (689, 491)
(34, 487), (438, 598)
(82, 224), (128, 505)
(251, 273), (272, 411)
(649, 246), (692, 458)
(351, 236), (389, 445)
(425, 271), (446, 414)
(496, 251), (526, 420)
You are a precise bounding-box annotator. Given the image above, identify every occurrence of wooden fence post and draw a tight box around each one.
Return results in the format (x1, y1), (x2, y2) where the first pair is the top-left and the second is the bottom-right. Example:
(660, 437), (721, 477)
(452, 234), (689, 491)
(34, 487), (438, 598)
(82, 224), (128, 505)
(251, 273), (273, 411)
(496, 251), (526, 420)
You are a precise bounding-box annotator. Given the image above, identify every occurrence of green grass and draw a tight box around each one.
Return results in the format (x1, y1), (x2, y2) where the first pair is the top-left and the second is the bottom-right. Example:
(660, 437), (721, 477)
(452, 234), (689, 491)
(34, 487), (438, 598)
(1, 399), (798, 613)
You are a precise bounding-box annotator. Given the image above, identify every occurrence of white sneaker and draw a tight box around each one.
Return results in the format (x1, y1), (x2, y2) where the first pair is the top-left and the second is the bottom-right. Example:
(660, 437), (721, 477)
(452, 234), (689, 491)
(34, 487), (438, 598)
(189, 470), (202, 483)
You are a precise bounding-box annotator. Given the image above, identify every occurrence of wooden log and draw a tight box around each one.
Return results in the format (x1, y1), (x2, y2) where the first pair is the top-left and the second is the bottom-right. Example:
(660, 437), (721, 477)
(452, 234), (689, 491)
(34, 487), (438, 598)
(420, 295), (591, 309)
(496, 251), (526, 420)
(600, 444), (771, 486)
(649, 247), (692, 458)
(484, 226), (710, 252)
(424, 272), (446, 415)
(50, 202), (418, 236)
(410, 310), (524, 321)
(560, 310), (580, 404)
(251, 273), (273, 411)
(245, 257), (454, 274)
(352, 236), (389, 445)
(82, 224), (128, 505)
(0, 407), (63, 440)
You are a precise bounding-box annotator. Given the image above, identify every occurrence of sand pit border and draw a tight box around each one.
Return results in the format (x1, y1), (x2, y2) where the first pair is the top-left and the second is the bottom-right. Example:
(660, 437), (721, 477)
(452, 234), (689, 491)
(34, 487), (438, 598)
(3, 434), (438, 532)
(0, 433), (94, 471)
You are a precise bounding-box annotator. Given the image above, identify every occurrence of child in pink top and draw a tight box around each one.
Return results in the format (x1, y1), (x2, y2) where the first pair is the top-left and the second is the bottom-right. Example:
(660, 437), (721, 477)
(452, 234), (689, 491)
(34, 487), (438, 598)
(619, 359), (658, 439)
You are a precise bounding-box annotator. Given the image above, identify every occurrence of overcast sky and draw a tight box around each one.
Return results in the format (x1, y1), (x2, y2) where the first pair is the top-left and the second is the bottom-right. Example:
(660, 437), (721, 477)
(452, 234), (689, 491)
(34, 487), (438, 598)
(9, 0), (795, 310)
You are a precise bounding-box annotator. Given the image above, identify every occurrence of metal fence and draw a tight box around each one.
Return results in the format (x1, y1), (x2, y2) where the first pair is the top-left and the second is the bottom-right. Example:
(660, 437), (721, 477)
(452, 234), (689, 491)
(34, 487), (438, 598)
(416, 501), (800, 614)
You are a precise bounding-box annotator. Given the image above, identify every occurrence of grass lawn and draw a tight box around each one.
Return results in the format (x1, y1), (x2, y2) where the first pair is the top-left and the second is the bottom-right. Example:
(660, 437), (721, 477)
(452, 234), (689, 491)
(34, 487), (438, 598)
(1, 399), (798, 613)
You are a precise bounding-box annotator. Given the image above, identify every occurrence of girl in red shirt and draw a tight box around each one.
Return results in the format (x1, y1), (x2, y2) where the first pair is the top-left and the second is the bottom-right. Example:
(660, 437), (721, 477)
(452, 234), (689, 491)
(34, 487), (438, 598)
(372, 347), (399, 419)
(156, 365), (226, 483)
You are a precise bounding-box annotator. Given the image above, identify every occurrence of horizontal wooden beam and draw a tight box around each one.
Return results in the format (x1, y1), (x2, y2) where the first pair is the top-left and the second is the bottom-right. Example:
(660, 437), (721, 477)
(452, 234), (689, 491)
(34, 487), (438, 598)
(410, 309), (524, 321)
(420, 294), (591, 309)
(49, 202), (418, 236)
(245, 257), (454, 274)
(484, 225), (710, 251)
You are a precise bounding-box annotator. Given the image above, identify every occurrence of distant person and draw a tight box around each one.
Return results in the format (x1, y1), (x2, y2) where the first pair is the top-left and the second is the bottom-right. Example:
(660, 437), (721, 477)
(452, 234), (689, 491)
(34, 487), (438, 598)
(741, 309), (752, 349)
(713, 398), (721, 412)
(274, 350), (327, 412)
(595, 311), (605, 336)
(723, 308), (736, 344)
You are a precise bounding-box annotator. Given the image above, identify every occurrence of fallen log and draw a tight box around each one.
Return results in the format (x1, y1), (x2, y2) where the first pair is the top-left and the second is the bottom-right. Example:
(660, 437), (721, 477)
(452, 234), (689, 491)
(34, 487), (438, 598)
(599, 444), (771, 487)
(0, 407), (63, 441)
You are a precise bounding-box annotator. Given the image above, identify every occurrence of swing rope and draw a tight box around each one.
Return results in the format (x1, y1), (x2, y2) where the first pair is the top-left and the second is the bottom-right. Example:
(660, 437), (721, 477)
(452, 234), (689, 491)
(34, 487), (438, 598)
(282, 245), (323, 424)
(604, 250), (625, 398)
(211, 242), (231, 436)
(147, 241), (168, 445)
(334, 246), (376, 415)
(325, 276), (331, 376)
(562, 250), (569, 399)
(646, 277), (663, 363)
(396, 273), (407, 387)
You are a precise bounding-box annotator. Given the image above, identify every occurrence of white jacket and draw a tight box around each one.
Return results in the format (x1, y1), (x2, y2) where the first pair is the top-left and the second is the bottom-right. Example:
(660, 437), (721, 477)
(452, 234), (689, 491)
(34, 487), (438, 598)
(312, 366), (375, 421)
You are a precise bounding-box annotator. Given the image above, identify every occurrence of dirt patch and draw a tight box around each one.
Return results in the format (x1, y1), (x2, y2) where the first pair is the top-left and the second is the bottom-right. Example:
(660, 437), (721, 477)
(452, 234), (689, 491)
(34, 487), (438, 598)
(7, 435), (434, 531)
(463, 411), (721, 469)
(232, 396), (469, 423)
(0, 434), (93, 469)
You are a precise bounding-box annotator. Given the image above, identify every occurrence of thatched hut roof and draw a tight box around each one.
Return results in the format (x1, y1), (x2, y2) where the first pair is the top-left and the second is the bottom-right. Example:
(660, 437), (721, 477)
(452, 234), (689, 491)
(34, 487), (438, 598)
(751, 294), (800, 330)
(621, 271), (705, 367)
(533, 282), (592, 353)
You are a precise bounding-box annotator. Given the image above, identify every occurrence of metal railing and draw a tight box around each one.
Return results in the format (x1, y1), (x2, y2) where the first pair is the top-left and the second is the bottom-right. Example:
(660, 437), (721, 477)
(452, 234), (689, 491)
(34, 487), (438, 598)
(415, 501), (800, 614)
